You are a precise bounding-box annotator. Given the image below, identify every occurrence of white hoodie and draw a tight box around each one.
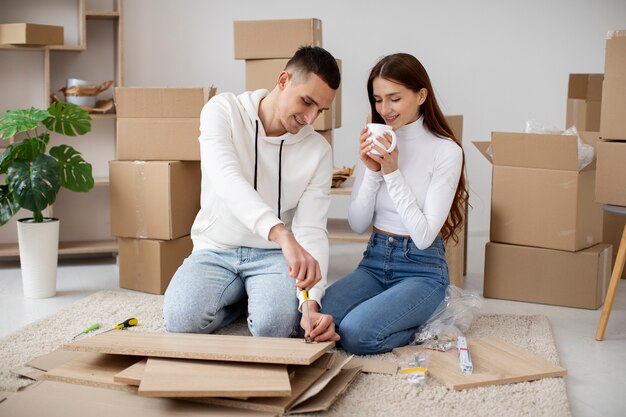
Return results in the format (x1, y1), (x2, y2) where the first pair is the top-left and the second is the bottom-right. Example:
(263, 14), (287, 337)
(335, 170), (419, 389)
(191, 89), (332, 306)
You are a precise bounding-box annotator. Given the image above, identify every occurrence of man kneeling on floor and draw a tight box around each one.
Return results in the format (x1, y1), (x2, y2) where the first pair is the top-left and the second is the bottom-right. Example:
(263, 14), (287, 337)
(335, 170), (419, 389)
(163, 46), (341, 343)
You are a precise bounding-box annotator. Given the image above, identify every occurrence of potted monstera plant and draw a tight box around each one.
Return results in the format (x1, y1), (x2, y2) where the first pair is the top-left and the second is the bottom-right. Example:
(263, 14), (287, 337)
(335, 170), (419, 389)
(0, 102), (93, 298)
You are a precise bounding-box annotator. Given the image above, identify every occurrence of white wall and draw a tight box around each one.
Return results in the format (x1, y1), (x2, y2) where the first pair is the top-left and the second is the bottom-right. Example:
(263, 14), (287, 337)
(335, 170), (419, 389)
(123, 0), (626, 235)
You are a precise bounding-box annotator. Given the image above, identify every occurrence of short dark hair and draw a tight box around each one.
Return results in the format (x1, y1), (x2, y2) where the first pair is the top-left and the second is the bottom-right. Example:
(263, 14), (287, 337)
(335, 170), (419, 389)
(285, 46), (340, 90)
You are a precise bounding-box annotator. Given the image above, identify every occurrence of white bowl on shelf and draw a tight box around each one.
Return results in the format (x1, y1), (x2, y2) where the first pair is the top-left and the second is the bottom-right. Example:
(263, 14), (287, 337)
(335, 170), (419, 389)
(66, 95), (96, 108)
(66, 78), (92, 87)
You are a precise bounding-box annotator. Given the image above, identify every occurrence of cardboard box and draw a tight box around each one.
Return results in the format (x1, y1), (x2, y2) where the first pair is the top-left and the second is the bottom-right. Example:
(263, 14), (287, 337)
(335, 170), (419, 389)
(109, 161), (201, 240)
(116, 118), (200, 161)
(566, 74), (602, 132)
(567, 99), (601, 132)
(234, 19), (322, 59)
(596, 140), (626, 206)
(484, 241), (612, 309)
(118, 235), (192, 294)
(245, 58), (342, 130)
(0, 23), (63, 45)
(600, 31), (626, 140)
(603, 210), (626, 279)
(114, 87), (216, 118)
(568, 73), (603, 101)
(475, 131), (603, 251)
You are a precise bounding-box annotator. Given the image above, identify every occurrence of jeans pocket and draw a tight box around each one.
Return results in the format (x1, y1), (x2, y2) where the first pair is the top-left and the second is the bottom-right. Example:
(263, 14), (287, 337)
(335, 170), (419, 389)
(403, 247), (442, 269)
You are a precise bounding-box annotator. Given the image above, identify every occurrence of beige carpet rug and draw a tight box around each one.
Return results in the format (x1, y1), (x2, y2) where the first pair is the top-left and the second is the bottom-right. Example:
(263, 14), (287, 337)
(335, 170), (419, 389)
(0, 290), (570, 417)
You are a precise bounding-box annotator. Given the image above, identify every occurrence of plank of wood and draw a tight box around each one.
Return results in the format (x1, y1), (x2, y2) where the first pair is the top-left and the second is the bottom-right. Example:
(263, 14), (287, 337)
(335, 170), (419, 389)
(114, 358), (147, 386)
(45, 352), (143, 392)
(0, 381), (277, 417)
(197, 365), (327, 414)
(138, 358), (291, 398)
(10, 365), (46, 381)
(425, 337), (567, 390)
(64, 331), (334, 365)
(26, 349), (84, 372)
(345, 356), (397, 375)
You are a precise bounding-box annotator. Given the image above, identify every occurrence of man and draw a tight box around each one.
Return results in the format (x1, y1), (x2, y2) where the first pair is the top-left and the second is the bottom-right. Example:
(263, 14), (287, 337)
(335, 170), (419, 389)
(164, 46), (340, 343)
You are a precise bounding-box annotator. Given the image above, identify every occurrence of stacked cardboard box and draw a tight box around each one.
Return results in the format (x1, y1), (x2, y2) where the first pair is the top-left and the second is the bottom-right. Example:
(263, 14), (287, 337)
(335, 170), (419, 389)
(596, 31), (626, 279)
(475, 130), (610, 309)
(566, 73), (603, 132)
(234, 19), (341, 138)
(111, 87), (216, 294)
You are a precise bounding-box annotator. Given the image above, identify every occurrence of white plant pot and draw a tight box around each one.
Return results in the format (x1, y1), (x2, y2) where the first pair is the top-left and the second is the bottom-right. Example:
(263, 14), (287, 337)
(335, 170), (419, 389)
(17, 218), (60, 299)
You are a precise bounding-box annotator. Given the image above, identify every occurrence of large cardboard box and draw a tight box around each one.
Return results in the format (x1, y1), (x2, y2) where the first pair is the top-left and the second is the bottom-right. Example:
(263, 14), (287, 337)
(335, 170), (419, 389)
(114, 87), (216, 118)
(484, 241), (612, 309)
(0, 23), (63, 45)
(234, 19), (322, 59)
(603, 211), (626, 279)
(595, 140), (626, 206)
(116, 118), (200, 161)
(476, 131), (603, 251)
(600, 30), (626, 140)
(245, 58), (342, 130)
(109, 161), (201, 240)
(118, 235), (192, 294)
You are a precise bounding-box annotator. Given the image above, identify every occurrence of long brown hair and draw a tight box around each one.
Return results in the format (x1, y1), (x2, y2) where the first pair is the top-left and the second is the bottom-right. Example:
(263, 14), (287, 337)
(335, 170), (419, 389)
(367, 53), (468, 243)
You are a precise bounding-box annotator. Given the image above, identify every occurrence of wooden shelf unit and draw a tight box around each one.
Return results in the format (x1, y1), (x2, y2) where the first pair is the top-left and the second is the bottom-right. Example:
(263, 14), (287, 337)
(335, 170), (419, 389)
(0, 0), (123, 259)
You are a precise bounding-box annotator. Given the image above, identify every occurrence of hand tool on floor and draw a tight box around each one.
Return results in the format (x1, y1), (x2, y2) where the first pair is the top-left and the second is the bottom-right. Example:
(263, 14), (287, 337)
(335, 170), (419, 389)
(100, 317), (138, 335)
(71, 322), (101, 340)
(302, 290), (314, 343)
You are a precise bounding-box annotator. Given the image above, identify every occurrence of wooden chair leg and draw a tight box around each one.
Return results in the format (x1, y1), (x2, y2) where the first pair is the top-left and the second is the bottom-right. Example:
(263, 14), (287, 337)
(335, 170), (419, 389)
(596, 223), (626, 341)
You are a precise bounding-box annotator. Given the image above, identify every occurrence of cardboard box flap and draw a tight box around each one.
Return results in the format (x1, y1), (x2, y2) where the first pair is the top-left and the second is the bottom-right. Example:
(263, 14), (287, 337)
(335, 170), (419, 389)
(568, 74), (603, 101)
(473, 141), (493, 163)
(491, 132), (580, 170)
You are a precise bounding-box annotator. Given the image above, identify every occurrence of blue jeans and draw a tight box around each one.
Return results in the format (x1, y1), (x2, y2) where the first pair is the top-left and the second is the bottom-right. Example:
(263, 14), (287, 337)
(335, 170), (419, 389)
(163, 247), (299, 337)
(322, 233), (449, 355)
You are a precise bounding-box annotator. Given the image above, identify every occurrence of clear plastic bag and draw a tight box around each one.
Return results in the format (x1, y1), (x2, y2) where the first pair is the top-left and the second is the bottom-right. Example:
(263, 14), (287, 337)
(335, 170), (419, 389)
(525, 119), (594, 171)
(411, 285), (482, 351)
(398, 349), (431, 386)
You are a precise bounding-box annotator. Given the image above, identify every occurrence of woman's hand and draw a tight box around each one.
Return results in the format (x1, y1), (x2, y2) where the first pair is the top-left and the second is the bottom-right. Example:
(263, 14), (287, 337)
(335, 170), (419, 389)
(366, 133), (399, 175)
(359, 126), (381, 172)
(300, 302), (340, 342)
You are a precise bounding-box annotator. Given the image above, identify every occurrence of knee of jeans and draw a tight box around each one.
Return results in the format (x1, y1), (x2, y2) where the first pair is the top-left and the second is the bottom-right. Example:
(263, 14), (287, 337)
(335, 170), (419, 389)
(338, 319), (387, 355)
(248, 315), (297, 338)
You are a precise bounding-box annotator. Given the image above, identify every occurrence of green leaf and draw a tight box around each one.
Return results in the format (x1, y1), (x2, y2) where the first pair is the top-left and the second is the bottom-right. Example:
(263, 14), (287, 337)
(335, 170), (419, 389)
(43, 102), (91, 137)
(8, 154), (61, 213)
(0, 108), (49, 140)
(0, 185), (20, 226)
(49, 145), (94, 192)
(0, 138), (45, 175)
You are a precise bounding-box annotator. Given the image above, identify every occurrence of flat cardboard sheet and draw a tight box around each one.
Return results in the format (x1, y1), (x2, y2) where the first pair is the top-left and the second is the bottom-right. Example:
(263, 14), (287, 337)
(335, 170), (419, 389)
(138, 358), (291, 398)
(64, 331), (334, 365)
(45, 352), (142, 392)
(0, 381), (277, 417)
(396, 337), (567, 390)
(287, 367), (361, 414)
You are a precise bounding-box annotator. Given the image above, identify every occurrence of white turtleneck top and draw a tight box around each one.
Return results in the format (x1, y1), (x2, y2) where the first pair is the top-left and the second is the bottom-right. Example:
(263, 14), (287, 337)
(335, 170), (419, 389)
(348, 116), (463, 250)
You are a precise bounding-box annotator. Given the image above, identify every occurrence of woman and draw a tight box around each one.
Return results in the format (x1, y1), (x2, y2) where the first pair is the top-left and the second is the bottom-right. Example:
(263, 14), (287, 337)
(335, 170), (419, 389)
(322, 53), (468, 355)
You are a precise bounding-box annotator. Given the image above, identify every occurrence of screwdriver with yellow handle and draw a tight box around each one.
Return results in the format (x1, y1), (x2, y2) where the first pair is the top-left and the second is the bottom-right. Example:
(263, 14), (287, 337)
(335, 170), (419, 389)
(100, 318), (138, 334)
(302, 290), (314, 343)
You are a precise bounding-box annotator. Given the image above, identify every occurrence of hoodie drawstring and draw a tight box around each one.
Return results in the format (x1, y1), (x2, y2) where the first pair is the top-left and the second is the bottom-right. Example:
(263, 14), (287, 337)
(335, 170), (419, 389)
(253, 120), (284, 220)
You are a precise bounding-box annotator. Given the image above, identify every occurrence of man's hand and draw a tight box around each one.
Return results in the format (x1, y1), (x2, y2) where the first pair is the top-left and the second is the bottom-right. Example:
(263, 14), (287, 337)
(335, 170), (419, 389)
(269, 224), (321, 290)
(300, 301), (340, 342)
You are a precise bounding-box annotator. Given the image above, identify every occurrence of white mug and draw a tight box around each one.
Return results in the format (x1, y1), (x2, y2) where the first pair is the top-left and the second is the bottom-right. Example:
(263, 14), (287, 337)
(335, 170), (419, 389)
(366, 123), (397, 156)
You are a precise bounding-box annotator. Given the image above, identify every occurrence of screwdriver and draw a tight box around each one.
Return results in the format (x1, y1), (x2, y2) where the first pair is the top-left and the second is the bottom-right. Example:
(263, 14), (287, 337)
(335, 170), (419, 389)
(100, 318), (138, 334)
(302, 290), (314, 343)
(71, 323), (101, 340)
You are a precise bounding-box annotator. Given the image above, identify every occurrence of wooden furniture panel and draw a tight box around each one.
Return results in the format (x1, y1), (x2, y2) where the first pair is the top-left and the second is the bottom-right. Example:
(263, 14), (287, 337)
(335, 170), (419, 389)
(64, 331), (335, 365)
(138, 358), (291, 398)
(426, 337), (566, 390)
